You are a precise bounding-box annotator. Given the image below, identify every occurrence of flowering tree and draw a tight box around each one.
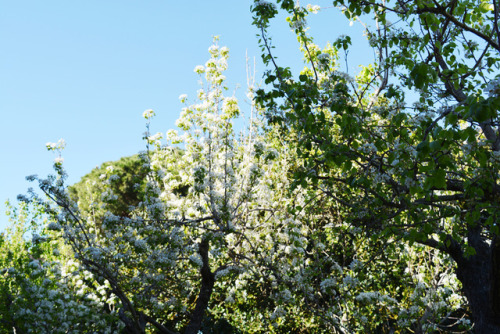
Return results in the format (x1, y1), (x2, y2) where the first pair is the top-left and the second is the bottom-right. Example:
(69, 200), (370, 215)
(19, 40), (300, 333)
(253, 0), (500, 332)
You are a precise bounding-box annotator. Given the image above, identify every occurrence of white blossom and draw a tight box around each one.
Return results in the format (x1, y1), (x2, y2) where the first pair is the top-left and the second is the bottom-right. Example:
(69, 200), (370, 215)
(142, 109), (155, 119)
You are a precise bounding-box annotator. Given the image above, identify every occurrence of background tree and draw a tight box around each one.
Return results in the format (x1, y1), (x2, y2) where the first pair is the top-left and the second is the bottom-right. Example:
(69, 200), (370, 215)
(68, 155), (148, 219)
(253, 0), (500, 332)
(68, 151), (189, 221)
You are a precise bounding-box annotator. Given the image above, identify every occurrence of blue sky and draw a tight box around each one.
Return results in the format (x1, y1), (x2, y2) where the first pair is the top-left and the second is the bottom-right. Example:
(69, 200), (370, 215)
(0, 1), (368, 231)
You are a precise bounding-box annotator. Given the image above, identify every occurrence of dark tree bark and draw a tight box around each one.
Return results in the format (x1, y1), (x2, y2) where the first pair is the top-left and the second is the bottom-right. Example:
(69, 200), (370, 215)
(453, 228), (500, 333)
(184, 238), (215, 334)
(118, 307), (146, 334)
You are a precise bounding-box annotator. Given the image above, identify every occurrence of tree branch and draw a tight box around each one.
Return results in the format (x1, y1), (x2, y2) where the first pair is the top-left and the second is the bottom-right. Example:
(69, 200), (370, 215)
(184, 238), (215, 334)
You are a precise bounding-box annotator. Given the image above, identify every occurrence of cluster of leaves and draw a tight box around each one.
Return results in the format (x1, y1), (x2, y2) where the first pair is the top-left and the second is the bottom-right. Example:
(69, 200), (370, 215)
(252, 0), (500, 332)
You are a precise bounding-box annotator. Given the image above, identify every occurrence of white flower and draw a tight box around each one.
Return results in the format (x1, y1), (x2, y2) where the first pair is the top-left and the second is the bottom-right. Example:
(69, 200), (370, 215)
(166, 129), (180, 143)
(280, 289), (293, 302)
(317, 53), (329, 62)
(349, 259), (362, 270)
(47, 222), (61, 231)
(189, 254), (204, 267)
(148, 132), (163, 142)
(360, 142), (377, 154)
(306, 4), (321, 14)
(32, 233), (44, 244)
(220, 46), (229, 56)
(134, 239), (147, 250)
(143, 109), (155, 119)
(334, 70), (354, 83)
(486, 77), (500, 97)
(215, 267), (232, 279)
(317, 53), (330, 70)
(320, 278), (337, 292)
(194, 65), (205, 74)
(29, 259), (40, 268)
(208, 44), (219, 55)
(255, 0), (277, 10)
(343, 275), (359, 288)
(222, 97), (240, 118)
(225, 294), (235, 303)
(46, 138), (66, 151)
(179, 94), (188, 103)
(291, 17), (307, 31)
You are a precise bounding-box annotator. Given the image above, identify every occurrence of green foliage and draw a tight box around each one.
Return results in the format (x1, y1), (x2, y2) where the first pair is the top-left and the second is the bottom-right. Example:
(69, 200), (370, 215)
(68, 154), (149, 219)
(251, 0), (500, 331)
(0, 201), (121, 333)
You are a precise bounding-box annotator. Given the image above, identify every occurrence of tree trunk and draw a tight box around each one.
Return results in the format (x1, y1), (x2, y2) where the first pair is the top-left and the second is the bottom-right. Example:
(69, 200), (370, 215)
(184, 238), (215, 334)
(454, 229), (500, 333)
(119, 307), (147, 334)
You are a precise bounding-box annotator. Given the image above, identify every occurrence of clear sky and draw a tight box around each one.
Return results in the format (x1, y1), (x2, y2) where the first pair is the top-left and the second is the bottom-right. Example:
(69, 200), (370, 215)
(0, 1), (369, 231)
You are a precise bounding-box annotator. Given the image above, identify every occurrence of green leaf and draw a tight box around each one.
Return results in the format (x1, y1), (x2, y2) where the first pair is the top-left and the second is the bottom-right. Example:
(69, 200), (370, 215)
(416, 140), (430, 157)
(464, 245), (477, 258)
(445, 112), (458, 126)
(429, 169), (447, 189)
(410, 63), (437, 89)
(423, 223), (434, 234)
(386, 85), (398, 98)
(479, 2), (494, 12)
(476, 150), (488, 166)
(435, 169), (447, 189)
(473, 102), (491, 122)
(429, 140), (441, 151)
(464, 127), (477, 141)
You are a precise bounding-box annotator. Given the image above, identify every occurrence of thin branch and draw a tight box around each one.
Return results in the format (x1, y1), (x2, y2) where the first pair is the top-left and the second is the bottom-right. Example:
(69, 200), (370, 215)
(415, 6), (500, 52)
